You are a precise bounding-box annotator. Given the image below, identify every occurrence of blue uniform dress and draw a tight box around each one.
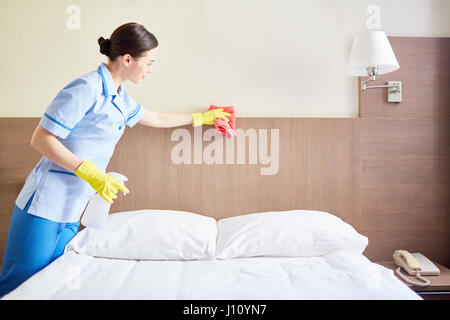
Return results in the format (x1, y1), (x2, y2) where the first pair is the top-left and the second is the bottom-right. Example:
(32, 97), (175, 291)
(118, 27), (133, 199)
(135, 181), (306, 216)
(0, 63), (146, 297)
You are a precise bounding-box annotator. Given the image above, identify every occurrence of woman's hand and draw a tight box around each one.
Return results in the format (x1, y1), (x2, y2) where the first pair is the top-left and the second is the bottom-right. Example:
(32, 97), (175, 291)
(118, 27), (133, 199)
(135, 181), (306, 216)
(191, 108), (231, 127)
(75, 159), (129, 204)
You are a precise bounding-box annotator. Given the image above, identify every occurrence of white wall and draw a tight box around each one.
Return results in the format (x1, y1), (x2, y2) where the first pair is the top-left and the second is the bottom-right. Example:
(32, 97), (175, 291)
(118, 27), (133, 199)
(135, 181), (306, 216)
(0, 0), (449, 118)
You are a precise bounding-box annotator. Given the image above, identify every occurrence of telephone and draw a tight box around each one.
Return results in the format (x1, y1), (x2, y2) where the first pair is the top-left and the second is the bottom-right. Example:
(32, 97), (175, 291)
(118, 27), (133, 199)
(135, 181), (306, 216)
(393, 250), (440, 287)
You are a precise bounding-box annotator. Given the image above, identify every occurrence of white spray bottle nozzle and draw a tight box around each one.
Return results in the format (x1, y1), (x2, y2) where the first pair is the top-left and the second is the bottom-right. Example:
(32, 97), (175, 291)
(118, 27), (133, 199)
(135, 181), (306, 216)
(107, 172), (128, 196)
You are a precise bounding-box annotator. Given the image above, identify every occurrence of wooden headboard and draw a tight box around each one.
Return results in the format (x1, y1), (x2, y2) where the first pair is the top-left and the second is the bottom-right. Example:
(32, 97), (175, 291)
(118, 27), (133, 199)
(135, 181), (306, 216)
(1, 37), (448, 267)
(108, 118), (361, 223)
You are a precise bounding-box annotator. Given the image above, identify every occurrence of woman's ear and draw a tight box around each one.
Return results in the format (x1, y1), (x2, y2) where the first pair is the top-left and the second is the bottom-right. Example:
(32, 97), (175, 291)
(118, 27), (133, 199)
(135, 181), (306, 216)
(122, 54), (132, 67)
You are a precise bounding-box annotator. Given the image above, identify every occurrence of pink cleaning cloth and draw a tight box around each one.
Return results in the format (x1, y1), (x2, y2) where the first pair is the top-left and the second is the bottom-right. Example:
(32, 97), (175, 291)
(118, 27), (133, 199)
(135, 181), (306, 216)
(208, 105), (235, 139)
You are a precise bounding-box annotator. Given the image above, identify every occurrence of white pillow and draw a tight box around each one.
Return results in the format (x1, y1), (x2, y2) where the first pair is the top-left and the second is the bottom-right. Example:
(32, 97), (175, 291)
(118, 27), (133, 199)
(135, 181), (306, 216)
(216, 210), (368, 259)
(65, 209), (217, 260)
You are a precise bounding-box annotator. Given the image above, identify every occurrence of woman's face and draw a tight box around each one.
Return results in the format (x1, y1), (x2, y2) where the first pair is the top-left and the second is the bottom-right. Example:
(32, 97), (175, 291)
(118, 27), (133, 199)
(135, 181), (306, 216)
(128, 47), (158, 84)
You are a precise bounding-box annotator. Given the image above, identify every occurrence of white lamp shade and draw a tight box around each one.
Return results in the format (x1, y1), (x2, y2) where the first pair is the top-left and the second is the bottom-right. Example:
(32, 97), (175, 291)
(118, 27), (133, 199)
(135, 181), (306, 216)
(346, 31), (400, 76)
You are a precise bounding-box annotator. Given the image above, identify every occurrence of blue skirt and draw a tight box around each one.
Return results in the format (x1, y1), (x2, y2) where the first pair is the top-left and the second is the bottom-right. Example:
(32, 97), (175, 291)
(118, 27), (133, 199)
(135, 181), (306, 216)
(0, 192), (80, 298)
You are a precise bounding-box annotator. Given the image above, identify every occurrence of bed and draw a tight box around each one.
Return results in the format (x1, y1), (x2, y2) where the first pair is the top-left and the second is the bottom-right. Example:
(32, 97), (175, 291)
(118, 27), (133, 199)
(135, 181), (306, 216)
(1, 208), (421, 300)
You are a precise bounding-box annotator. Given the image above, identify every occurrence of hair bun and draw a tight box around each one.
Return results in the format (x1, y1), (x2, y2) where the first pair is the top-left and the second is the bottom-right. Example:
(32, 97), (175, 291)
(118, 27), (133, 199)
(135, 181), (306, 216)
(98, 37), (111, 56)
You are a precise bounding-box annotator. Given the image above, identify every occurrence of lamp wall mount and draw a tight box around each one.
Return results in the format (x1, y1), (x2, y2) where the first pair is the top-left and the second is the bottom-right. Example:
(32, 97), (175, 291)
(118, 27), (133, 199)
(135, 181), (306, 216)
(361, 67), (402, 103)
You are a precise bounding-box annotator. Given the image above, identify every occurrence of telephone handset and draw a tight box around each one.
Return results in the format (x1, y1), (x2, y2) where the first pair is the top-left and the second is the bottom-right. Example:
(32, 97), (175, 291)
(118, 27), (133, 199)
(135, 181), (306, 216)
(393, 250), (440, 287)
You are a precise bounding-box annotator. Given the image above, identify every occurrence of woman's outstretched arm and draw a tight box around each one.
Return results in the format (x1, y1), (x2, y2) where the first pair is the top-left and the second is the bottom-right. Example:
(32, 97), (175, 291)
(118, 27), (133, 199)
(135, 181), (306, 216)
(137, 109), (193, 128)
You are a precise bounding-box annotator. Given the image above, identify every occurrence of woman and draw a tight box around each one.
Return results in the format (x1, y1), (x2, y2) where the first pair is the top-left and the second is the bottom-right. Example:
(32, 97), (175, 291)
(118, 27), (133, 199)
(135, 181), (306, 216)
(0, 22), (230, 298)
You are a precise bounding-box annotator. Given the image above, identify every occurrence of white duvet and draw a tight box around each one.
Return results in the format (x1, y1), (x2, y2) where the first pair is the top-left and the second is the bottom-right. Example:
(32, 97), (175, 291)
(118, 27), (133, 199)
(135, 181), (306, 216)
(2, 250), (420, 300)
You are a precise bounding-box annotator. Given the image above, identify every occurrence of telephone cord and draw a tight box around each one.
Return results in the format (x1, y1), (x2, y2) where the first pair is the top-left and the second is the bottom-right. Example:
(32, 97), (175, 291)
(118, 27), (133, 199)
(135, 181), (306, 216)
(395, 267), (431, 287)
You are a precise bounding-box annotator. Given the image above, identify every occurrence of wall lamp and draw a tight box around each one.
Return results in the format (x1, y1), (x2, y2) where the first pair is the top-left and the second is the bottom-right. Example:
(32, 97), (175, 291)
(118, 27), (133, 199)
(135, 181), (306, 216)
(347, 31), (402, 103)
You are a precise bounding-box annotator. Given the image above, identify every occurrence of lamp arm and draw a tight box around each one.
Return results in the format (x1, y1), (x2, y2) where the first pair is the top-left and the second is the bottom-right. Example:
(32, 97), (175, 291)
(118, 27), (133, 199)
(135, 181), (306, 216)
(361, 79), (400, 92)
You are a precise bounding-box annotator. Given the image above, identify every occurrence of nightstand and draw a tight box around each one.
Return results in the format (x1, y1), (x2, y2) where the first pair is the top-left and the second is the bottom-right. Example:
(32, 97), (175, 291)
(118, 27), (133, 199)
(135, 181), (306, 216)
(377, 260), (450, 300)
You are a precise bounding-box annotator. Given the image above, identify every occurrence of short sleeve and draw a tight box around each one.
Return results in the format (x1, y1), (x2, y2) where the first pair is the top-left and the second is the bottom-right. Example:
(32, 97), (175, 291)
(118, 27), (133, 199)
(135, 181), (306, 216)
(39, 76), (97, 139)
(122, 87), (146, 128)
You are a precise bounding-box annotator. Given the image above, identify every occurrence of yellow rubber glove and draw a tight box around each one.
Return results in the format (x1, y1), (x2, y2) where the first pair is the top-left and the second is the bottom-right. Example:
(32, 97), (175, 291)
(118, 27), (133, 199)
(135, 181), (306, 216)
(75, 159), (130, 204)
(191, 108), (231, 127)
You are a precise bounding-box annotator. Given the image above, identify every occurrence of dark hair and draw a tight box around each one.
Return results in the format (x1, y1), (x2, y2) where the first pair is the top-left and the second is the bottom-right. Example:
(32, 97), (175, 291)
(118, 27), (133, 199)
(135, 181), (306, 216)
(98, 22), (158, 60)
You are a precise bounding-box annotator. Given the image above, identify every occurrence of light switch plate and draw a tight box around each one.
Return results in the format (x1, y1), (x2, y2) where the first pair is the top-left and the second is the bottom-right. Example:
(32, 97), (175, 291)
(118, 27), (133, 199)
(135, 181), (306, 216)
(388, 81), (402, 103)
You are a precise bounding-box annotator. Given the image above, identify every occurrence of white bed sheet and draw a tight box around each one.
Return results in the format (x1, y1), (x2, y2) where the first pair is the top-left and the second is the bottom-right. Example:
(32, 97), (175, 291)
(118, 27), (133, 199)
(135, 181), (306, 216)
(2, 250), (420, 300)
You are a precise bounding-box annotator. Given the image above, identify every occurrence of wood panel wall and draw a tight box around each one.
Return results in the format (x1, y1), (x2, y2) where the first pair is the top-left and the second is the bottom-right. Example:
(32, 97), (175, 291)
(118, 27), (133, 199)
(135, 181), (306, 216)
(0, 118), (362, 266)
(359, 37), (450, 266)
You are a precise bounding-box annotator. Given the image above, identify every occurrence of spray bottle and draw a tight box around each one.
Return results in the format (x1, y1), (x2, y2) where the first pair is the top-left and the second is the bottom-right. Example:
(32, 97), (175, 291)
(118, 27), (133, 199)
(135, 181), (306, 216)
(81, 172), (128, 229)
